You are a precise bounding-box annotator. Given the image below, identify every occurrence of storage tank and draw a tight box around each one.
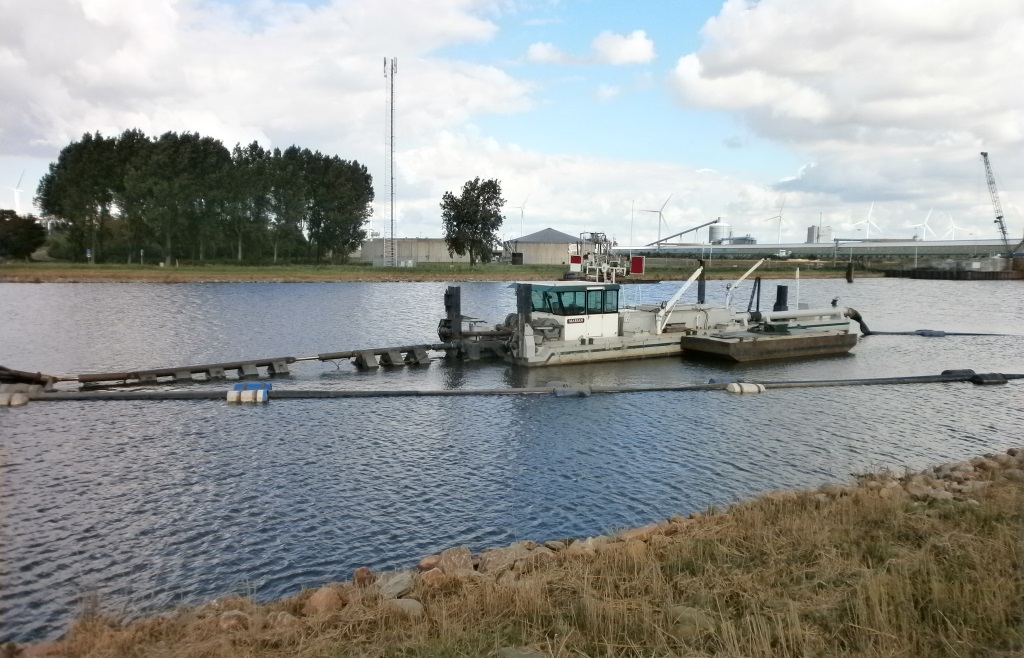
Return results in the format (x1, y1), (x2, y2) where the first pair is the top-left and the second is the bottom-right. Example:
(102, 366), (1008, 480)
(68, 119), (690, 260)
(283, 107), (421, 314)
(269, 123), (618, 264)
(806, 225), (834, 243)
(709, 223), (732, 244)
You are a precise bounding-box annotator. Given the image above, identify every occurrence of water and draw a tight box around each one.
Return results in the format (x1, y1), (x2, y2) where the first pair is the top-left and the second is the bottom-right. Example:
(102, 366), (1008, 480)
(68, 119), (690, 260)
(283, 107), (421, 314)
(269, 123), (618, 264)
(2, 277), (1022, 642)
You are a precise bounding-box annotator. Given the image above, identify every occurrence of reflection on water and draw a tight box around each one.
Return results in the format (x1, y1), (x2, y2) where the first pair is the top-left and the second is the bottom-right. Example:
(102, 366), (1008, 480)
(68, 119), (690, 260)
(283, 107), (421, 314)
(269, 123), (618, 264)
(1, 278), (1023, 642)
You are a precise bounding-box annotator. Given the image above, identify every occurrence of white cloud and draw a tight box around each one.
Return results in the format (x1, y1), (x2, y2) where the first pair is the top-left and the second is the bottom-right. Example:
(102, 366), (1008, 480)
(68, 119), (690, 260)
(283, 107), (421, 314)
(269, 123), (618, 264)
(526, 42), (571, 64)
(595, 84), (620, 102)
(592, 30), (655, 65)
(671, 0), (1024, 151)
(390, 131), (803, 245)
(668, 0), (1024, 239)
(526, 29), (655, 66)
(0, 0), (521, 158)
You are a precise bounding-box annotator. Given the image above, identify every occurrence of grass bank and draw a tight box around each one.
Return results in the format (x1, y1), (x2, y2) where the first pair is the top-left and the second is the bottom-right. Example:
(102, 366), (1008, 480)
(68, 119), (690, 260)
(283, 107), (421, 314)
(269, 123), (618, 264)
(12, 449), (1022, 658)
(0, 260), (877, 283)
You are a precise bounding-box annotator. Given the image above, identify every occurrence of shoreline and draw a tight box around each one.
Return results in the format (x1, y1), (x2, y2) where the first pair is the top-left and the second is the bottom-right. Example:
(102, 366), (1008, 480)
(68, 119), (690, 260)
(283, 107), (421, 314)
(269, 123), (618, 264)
(9, 447), (1022, 657)
(1, 262), (879, 284)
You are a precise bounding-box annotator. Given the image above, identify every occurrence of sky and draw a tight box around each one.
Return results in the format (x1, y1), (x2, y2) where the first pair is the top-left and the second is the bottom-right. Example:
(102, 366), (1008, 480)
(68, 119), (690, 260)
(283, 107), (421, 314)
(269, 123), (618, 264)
(1, 0), (1022, 247)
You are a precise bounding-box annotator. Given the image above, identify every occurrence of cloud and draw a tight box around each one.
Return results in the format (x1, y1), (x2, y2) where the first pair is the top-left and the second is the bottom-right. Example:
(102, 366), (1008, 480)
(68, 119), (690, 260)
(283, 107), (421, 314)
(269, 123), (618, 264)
(595, 84), (620, 102)
(0, 0), (525, 159)
(390, 131), (802, 245)
(526, 42), (573, 64)
(668, 0), (1024, 238)
(526, 29), (655, 66)
(592, 30), (655, 65)
(670, 0), (1024, 152)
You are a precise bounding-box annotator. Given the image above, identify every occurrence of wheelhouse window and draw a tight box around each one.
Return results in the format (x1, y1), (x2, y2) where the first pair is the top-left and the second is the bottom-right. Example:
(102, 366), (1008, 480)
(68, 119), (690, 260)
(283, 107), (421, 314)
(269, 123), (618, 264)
(603, 289), (618, 313)
(531, 289), (555, 313)
(558, 291), (587, 315)
(530, 286), (619, 316)
(532, 286), (618, 317)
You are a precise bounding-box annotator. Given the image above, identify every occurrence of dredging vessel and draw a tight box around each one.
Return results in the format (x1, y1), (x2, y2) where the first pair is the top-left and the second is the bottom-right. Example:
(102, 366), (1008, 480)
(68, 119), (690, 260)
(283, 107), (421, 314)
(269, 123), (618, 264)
(440, 260), (869, 367)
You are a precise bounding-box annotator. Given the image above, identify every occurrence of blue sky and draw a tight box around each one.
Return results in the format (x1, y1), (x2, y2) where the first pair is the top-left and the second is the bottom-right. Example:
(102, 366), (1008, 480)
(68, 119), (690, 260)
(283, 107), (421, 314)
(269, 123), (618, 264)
(1, 0), (1022, 246)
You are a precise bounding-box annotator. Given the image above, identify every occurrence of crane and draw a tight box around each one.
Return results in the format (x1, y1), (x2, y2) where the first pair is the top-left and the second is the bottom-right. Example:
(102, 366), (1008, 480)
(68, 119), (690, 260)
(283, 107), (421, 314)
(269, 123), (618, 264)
(980, 151), (1012, 256)
(645, 218), (721, 247)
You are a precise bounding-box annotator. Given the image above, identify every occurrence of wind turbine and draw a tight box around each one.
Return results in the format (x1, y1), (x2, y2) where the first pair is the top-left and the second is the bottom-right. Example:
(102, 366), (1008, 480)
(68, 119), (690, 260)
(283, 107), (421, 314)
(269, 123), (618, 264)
(943, 214), (971, 240)
(852, 202), (882, 239)
(762, 195), (788, 244)
(8, 170), (24, 215)
(908, 208), (937, 240)
(640, 194), (672, 249)
(512, 194), (529, 238)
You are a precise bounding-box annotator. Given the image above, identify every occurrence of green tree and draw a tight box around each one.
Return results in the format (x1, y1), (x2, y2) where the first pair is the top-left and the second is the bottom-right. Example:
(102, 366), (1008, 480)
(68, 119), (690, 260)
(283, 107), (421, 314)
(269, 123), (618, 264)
(112, 128), (153, 263)
(124, 131), (231, 262)
(440, 177), (505, 265)
(36, 132), (119, 262)
(302, 150), (373, 264)
(226, 141), (271, 261)
(267, 146), (308, 263)
(0, 211), (47, 260)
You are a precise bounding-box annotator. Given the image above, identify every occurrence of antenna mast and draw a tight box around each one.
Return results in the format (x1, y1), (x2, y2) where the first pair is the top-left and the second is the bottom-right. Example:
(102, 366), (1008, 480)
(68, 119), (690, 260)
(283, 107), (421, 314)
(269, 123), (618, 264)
(385, 57), (397, 267)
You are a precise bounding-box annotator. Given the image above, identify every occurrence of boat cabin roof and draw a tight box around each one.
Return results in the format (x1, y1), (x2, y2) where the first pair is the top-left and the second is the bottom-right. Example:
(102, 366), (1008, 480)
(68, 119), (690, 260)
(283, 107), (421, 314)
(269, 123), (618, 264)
(515, 281), (621, 292)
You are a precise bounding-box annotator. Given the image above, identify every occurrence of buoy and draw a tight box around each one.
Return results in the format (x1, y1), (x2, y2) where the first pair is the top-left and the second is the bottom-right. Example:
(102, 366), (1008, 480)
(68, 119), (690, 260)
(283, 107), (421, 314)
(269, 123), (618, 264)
(227, 382), (272, 403)
(970, 373), (1007, 386)
(725, 382), (766, 394)
(9, 392), (30, 406)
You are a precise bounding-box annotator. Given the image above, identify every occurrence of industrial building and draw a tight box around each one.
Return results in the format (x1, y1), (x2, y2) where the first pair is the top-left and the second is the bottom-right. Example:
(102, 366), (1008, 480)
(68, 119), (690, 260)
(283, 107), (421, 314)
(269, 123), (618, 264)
(356, 228), (582, 266)
(357, 237), (472, 266)
(501, 228), (580, 265)
(614, 238), (1017, 263)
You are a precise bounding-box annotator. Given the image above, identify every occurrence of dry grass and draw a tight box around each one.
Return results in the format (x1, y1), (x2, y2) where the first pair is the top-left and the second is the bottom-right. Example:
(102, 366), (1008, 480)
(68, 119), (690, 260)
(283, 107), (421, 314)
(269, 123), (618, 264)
(31, 473), (1022, 658)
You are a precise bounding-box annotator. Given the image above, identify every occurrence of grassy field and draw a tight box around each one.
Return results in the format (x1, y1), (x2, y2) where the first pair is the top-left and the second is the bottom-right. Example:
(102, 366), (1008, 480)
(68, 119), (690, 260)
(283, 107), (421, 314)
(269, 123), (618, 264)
(13, 450), (1022, 658)
(0, 259), (876, 283)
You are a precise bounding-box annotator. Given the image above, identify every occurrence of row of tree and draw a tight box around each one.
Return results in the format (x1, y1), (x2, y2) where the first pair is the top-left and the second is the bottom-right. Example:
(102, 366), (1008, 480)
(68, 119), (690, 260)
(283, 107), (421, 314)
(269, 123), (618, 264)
(36, 130), (374, 264)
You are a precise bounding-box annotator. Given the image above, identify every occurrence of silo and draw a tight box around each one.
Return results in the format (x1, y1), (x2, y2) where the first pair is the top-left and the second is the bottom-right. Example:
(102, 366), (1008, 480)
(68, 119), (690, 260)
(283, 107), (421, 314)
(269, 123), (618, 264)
(709, 223), (732, 244)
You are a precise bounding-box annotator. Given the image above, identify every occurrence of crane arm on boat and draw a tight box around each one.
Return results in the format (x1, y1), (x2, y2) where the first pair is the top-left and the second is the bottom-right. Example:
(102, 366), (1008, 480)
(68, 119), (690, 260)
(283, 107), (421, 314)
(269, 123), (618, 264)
(657, 267), (703, 334)
(724, 259), (766, 309)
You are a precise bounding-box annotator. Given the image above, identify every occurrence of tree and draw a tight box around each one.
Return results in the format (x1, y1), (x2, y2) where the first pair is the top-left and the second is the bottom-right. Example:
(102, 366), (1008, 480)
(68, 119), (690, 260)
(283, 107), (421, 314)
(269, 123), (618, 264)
(0, 211), (47, 260)
(440, 177), (505, 265)
(226, 141), (271, 262)
(267, 147), (308, 263)
(36, 132), (119, 262)
(302, 150), (374, 264)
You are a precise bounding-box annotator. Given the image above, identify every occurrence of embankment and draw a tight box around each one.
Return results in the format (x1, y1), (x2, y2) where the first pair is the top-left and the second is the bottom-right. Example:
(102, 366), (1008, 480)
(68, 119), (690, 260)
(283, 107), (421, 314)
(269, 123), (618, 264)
(9, 448), (1021, 658)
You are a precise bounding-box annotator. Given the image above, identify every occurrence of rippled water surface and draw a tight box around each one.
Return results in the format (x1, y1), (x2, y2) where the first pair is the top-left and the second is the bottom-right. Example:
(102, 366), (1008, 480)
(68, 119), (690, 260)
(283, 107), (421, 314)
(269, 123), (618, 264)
(2, 277), (1023, 641)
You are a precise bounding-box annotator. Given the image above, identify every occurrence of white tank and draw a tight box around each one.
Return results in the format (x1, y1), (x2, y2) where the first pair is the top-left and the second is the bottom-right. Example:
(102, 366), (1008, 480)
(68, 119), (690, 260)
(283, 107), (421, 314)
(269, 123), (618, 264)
(709, 223), (732, 244)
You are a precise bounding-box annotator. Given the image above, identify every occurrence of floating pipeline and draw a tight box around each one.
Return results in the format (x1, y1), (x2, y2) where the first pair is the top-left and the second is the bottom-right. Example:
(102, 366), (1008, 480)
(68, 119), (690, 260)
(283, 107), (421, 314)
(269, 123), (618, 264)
(4, 370), (1021, 406)
(864, 329), (1013, 337)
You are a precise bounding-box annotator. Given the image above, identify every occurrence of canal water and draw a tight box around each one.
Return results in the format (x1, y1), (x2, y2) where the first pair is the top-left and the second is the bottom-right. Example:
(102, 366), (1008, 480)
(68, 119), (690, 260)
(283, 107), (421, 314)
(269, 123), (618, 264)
(1, 277), (1022, 642)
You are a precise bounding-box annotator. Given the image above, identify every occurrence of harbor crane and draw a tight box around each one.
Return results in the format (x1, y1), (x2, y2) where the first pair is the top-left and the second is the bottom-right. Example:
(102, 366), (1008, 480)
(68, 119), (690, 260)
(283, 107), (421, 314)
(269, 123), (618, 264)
(980, 151), (1022, 257)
